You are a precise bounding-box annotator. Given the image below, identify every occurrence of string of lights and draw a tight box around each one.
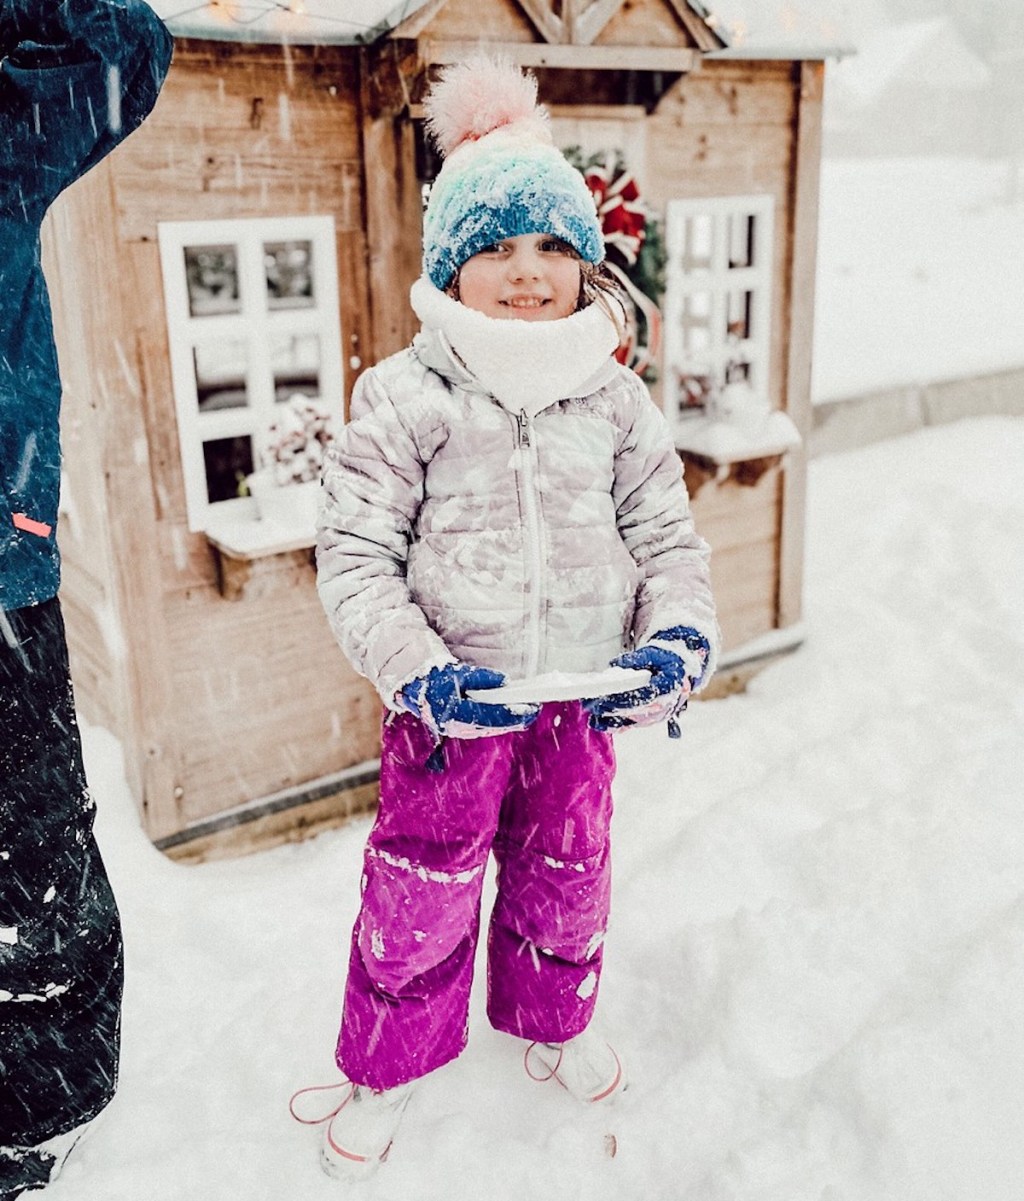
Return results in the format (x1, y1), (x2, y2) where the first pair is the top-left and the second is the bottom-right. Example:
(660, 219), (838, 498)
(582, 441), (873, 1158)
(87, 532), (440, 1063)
(156, 0), (419, 39)
(156, 0), (742, 46)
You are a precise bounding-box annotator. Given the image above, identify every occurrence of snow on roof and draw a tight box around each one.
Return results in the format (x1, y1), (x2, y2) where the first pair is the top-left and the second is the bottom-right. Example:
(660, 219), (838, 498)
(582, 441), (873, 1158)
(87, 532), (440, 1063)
(703, 0), (856, 61)
(830, 18), (991, 106)
(151, 0), (430, 45)
(154, 0), (849, 56)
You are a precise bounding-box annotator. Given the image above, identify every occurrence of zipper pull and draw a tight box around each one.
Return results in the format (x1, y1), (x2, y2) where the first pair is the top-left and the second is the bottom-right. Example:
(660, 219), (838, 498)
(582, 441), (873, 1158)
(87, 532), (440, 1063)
(517, 409), (531, 448)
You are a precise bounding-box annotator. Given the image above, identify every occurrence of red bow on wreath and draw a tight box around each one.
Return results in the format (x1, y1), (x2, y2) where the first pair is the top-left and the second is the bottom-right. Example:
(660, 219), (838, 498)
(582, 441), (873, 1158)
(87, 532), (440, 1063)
(584, 157), (647, 266)
(582, 154), (661, 377)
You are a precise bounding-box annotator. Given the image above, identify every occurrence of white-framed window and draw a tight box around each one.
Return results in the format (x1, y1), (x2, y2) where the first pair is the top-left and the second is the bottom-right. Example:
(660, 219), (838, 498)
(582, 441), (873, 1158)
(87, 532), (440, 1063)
(158, 216), (344, 532)
(662, 195), (775, 431)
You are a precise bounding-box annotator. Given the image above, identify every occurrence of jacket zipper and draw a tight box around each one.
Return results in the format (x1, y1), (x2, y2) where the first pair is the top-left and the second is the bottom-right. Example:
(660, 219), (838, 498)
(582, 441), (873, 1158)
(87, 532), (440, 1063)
(515, 409), (544, 677)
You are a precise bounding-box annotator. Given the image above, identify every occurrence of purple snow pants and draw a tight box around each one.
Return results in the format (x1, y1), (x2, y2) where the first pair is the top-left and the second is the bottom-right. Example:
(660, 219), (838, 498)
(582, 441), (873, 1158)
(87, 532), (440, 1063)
(337, 702), (616, 1090)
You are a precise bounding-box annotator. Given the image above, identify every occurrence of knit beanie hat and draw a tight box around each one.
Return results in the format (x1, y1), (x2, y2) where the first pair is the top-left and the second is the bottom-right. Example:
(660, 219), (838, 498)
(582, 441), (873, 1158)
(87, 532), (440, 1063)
(421, 56), (605, 291)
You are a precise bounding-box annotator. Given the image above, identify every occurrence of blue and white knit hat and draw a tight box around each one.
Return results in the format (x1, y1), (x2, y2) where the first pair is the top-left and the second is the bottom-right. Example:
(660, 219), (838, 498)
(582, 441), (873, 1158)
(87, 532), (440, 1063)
(421, 56), (605, 291)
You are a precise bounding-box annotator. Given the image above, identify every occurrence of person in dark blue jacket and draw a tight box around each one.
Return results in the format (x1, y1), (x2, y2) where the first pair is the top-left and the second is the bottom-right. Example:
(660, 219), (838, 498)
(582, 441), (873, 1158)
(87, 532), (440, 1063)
(0, 3), (172, 1196)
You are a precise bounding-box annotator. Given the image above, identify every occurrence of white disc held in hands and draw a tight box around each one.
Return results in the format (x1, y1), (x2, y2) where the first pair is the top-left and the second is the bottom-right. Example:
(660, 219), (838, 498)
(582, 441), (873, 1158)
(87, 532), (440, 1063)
(465, 667), (651, 707)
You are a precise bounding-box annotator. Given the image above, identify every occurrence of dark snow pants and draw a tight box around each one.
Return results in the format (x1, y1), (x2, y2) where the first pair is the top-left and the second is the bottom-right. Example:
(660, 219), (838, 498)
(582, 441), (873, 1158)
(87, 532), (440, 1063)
(337, 702), (615, 1090)
(0, 599), (123, 1167)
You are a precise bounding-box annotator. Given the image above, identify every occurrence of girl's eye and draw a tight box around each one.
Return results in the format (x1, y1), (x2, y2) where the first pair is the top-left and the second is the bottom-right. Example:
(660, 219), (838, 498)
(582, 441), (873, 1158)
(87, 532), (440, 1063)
(540, 238), (570, 254)
(478, 242), (508, 255)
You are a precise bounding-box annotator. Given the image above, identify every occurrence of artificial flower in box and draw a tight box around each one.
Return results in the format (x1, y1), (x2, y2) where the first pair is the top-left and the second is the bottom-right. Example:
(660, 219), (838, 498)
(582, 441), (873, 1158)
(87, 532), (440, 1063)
(246, 394), (333, 530)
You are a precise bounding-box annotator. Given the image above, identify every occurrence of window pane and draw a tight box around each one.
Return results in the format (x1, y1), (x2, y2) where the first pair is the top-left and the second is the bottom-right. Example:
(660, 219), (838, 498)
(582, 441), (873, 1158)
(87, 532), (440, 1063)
(675, 370), (714, 415)
(725, 359), (752, 384)
(184, 244), (241, 317)
(728, 213), (755, 268)
(681, 291), (712, 354)
(686, 291), (712, 318)
(726, 289), (753, 341)
(684, 325), (711, 354)
(271, 332), (321, 402)
(194, 341), (249, 412)
(264, 240), (315, 310)
(682, 215), (713, 270)
(202, 435), (254, 504)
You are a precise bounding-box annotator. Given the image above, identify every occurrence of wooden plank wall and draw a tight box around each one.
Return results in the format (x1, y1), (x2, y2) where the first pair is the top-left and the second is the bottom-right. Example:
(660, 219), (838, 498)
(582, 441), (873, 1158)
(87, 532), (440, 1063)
(43, 196), (121, 737)
(125, 42), (380, 836)
(683, 465), (783, 648)
(45, 33), (819, 851)
(44, 158), (175, 813)
(360, 42), (427, 363)
(647, 58), (807, 651)
(47, 41), (382, 842)
(409, 0), (539, 45)
(411, 0), (700, 51)
(595, 0), (700, 48)
(778, 60), (824, 630)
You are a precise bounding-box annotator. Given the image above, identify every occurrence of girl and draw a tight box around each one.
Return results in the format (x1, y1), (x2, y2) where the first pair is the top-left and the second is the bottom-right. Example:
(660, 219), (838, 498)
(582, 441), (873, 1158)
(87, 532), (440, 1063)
(294, 55), (719, 1181)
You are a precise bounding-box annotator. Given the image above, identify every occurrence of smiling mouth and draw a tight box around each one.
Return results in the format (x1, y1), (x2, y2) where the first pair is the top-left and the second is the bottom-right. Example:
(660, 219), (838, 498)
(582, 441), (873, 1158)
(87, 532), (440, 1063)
(501, 296), (549, 309)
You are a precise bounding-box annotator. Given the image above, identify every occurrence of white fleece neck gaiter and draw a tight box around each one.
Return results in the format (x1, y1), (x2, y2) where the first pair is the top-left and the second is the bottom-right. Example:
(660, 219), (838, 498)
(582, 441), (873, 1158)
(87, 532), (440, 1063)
(409, 276), (621, 419)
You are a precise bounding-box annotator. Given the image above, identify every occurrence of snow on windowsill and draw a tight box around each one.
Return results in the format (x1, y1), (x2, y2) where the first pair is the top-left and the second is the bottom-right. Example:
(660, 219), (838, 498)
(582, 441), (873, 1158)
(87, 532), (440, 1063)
(204, 514), (315, 561)
(675, 410), (802, 464)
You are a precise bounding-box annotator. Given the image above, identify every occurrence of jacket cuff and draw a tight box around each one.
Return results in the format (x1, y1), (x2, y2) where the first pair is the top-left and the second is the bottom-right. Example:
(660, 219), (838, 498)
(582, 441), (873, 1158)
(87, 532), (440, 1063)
(643, 622), (719, 690)
(382, 652), (459, 714)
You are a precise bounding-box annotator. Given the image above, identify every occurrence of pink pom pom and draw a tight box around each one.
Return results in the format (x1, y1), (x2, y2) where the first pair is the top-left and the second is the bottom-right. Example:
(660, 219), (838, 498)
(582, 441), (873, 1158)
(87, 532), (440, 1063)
(424, 55), (549, 157)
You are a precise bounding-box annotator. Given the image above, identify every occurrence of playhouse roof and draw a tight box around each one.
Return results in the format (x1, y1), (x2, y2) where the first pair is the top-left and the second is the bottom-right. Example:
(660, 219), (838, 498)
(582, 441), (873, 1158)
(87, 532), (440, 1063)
(153, 0), (852, 58)
(704, 0), (855, 61)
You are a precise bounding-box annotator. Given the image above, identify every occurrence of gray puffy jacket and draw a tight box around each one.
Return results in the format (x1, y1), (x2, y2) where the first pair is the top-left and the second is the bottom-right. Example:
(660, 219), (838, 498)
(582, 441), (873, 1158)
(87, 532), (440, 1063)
(316, 288), (718, 706)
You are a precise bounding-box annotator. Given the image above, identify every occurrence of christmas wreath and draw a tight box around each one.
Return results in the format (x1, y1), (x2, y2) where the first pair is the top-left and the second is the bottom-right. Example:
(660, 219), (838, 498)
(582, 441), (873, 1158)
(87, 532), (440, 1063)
(564, 147), (667, 381)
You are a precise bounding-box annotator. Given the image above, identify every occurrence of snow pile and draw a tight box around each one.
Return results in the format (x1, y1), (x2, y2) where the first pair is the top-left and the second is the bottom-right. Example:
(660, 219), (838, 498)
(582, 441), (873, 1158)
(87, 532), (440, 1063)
(45, 416), (1024, 1200)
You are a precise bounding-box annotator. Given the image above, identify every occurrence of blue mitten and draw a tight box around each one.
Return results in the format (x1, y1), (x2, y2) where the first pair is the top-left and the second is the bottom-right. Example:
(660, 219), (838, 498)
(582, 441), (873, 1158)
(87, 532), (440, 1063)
(400, 662), (539, 740)
(582, 627), (710, 734)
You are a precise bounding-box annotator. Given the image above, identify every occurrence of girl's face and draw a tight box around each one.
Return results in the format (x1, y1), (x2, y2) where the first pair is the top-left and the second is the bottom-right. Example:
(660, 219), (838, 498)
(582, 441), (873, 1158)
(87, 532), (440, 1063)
(456, 233), (581, 322)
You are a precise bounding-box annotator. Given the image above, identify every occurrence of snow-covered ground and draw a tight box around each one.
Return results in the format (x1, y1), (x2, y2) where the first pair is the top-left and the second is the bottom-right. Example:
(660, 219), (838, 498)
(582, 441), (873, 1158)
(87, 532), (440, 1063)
(47, 416), (1024, 1201)
(812, 157), (1024, 402)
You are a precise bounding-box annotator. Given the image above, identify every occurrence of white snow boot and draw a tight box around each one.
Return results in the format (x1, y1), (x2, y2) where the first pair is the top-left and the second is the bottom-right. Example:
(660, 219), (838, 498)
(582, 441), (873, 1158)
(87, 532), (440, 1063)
(524, 1027), (626, 1104)
(290, 1079), (415, 1182)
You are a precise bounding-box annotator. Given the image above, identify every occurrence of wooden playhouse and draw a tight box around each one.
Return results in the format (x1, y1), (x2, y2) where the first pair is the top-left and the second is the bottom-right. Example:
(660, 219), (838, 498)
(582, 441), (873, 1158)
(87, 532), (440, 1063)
(45, 0), (844, 860)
